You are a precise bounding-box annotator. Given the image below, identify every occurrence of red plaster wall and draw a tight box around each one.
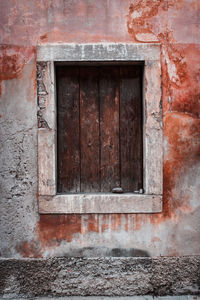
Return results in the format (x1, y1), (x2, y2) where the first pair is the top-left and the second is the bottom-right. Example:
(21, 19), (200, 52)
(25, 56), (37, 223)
(0, 0), (200, 257)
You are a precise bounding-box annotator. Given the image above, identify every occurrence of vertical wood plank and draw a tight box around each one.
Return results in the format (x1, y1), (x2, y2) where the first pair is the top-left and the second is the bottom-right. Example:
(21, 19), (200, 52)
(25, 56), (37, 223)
(99, 66), (120, 192)
(80, 67), (100, 192)
(120, 66), (143, 192)
(57, 66), (80, 193)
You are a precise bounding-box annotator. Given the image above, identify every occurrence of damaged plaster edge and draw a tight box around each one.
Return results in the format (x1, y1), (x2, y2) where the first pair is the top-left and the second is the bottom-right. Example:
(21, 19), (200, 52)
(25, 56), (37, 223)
(38, 194), (163, 214)
(36, 43), (161, 62)
(37, 61), (56, 130)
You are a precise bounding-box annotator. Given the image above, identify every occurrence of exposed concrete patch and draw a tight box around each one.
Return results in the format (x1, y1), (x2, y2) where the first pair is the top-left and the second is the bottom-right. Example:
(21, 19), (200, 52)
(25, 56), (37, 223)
(0, 257), (199, 298)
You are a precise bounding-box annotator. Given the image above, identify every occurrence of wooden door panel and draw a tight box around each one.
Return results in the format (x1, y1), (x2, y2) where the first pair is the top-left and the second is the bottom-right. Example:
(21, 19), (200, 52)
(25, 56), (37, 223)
(99, 66), (120, 192)
(57, 66), (80, 193)
(80, 67), (100, 192)
(120, 66), (143, 191)
(57, 65), (143, 194)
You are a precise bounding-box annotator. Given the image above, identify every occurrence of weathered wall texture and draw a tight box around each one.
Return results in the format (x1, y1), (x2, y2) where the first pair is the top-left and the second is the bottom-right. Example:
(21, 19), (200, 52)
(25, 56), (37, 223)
(1, 257), (200, 297)
(0, 0), (200, 258)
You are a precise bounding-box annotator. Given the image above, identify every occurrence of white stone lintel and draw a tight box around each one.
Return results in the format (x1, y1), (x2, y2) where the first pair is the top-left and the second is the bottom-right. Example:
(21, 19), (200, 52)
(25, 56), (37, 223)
(37, 43), (160, 62)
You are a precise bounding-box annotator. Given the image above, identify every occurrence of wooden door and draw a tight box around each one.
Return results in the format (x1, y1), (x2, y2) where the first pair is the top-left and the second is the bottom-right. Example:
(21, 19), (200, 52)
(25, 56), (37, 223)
(57, 65), (143, 193)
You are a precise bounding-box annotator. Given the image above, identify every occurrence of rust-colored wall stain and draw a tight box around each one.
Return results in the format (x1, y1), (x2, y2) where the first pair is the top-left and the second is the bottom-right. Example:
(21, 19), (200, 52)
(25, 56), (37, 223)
(37, 215), (122, 248)
(1, 0), (199, 257)
(38, 215), (82, 244)
(161, 112), (200, 218)
(0, 45), (35, 96)
(16, 240), (42, 258)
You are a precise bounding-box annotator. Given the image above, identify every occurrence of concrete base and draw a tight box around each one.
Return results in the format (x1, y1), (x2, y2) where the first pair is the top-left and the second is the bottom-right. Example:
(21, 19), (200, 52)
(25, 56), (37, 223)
(0, 257), (200, 298)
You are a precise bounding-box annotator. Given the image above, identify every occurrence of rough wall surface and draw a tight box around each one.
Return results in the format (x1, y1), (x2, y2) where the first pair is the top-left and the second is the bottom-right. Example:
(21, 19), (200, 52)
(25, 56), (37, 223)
(0, 257), (200, 297)
(0, 0), (200, 258)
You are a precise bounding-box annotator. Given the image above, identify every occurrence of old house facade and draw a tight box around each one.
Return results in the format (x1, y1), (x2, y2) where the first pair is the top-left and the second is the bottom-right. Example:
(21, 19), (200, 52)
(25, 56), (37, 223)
(0, 0), (200, 297)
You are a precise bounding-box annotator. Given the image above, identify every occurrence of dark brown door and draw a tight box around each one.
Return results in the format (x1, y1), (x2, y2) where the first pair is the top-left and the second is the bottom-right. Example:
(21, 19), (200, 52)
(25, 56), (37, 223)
(57, 65), (143, 193)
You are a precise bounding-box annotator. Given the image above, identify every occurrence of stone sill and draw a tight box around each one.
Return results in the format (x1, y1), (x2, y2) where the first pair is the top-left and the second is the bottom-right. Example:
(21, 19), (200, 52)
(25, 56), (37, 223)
(38, 194), (162, 214)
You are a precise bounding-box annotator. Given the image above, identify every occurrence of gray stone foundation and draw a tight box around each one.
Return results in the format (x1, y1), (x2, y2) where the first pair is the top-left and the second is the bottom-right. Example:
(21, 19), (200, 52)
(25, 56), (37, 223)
(0, 256), (199, 298)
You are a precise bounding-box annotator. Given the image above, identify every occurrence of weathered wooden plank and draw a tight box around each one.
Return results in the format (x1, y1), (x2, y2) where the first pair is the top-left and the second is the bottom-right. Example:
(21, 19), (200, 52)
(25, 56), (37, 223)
(39, 194), (163, 214)
(99, 66), (120, 192)
(120, 66), (143, 192)
(57, 66), (80, 193)
(80, 67), (100, 192)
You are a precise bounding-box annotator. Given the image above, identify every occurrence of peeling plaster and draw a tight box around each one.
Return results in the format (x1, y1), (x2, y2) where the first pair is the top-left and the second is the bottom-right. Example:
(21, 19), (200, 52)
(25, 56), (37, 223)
(37, 62), (50, 129)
